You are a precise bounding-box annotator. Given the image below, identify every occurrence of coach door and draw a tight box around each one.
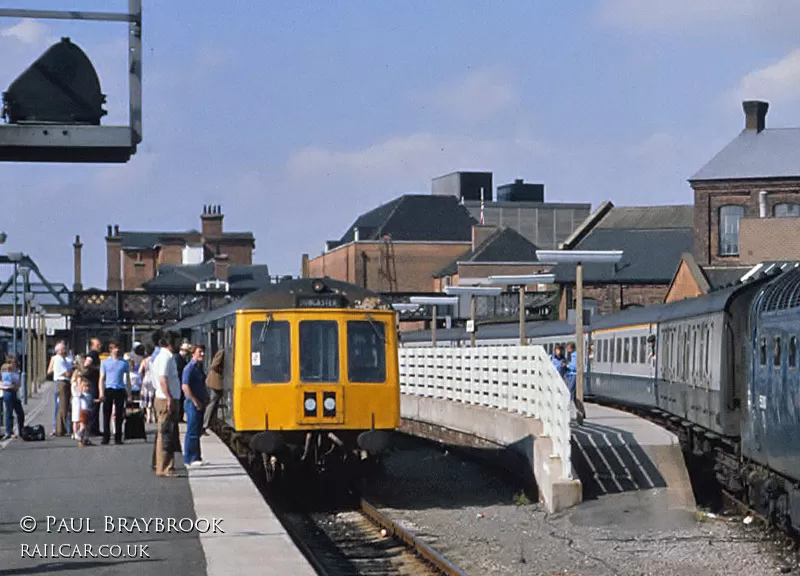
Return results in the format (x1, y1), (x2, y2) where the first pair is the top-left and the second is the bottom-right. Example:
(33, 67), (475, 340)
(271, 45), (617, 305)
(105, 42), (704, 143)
(295, 319), (344, 424)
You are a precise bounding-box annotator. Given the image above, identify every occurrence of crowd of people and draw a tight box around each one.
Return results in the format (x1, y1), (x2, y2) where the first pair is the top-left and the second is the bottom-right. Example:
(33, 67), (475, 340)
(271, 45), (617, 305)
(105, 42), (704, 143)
(2, 330), (226, 477)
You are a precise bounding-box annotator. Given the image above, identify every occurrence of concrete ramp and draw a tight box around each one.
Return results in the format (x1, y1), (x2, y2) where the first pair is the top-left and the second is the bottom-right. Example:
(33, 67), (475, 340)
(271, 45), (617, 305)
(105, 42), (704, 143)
(571, 404), (695, 511)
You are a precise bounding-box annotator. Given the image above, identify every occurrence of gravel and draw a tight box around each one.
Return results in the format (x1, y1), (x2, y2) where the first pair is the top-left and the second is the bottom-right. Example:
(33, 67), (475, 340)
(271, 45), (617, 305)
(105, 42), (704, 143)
(364, 434), (796, 576)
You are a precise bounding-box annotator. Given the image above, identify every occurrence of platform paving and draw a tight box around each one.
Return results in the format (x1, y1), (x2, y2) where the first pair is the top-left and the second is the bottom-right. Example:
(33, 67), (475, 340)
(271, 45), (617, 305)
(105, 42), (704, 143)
(571, 402), (696, 510)
(0, 382), (315, 575)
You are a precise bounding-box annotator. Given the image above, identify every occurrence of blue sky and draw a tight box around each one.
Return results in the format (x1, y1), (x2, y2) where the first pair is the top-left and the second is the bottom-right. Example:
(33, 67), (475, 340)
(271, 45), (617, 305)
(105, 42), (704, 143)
(0, 0), (799, 289)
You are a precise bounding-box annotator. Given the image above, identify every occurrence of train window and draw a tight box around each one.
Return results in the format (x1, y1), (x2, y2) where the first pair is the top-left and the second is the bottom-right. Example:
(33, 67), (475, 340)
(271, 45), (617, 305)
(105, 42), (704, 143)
(705, 327), (710, 375)
(698, 327), (705, 376)
(300, 321), (339, 382)
(774, 336), (781, 368)
(759, 337), (766, 366)
(610, 338), (615, 363)
(250, 320), (291, 383)
(603, 339), (608, 363)
(639, 336), (647, 364)
(790, 337), (797, 369)
(623, 338), (630, 363)
(347, 321), (386, 382)
(616, 338), (622, 363)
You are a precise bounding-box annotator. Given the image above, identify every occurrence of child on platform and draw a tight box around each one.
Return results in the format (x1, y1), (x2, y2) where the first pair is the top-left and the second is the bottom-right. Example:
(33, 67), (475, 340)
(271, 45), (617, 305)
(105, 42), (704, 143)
(77, 376), (96, 447)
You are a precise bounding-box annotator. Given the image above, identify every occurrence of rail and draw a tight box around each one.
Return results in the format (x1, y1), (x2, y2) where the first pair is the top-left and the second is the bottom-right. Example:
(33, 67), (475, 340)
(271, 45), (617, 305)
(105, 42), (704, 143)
(398, 344), (573, 480)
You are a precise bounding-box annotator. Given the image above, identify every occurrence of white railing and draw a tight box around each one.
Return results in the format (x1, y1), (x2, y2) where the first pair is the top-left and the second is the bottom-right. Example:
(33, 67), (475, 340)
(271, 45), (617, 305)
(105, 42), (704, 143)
(398, 345), (573, 480)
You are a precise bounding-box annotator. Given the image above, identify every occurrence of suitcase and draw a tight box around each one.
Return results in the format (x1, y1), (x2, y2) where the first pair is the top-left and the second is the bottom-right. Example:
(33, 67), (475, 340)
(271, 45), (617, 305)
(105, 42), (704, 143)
(124, 408), (147, 442)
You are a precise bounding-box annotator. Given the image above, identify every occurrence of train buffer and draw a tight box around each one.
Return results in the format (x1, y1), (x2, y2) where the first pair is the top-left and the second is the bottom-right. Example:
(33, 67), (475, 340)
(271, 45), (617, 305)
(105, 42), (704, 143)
(0, 382), (315, 575)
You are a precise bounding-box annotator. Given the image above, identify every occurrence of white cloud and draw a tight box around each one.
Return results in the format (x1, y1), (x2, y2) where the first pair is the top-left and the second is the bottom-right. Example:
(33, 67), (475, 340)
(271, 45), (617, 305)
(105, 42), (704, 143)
(0, 19), (52, 45)
(427, 69), (517, 124)
(597, 0), (800, 32)
(734, 48), (800, 105)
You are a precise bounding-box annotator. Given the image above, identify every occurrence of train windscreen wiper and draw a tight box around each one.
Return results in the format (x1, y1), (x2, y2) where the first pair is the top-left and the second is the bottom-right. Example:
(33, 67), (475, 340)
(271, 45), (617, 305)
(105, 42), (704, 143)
(259, 314), (273, 344)
(364, 314), (386, 343)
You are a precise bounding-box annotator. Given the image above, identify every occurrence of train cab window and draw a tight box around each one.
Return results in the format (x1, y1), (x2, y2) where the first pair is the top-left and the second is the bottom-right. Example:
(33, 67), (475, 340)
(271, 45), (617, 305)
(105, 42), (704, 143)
(623, 338), (630, 363)
(774, 336), (782, 368)
(639, 336), (647, 364)
(300, 321), (339, 382)
(347, 320), (386, 382)
(790, 336), (797, 369)
(250, 320), (291, 383)
(760, 337), (767, 366)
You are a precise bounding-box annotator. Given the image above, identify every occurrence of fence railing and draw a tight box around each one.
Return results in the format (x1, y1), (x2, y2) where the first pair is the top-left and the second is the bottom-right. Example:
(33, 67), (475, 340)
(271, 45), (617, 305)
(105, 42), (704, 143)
(398, 344), (572, 480)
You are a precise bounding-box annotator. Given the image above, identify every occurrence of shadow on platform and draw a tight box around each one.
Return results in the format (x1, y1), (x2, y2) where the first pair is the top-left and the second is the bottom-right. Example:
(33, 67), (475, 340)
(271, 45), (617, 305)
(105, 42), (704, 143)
(571, 420), (666, 500)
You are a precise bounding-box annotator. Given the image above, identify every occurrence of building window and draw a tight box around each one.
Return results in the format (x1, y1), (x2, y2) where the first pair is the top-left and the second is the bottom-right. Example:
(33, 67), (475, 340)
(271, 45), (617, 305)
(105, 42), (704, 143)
(774, 203), (800, 218)
(719, 205), (744, 256)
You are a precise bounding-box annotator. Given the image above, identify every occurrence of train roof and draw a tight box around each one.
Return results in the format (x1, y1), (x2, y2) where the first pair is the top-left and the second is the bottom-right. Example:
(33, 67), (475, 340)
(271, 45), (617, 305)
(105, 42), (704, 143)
(754, 265), (800, 314)
(171, 278), (390, 330)
(399, 319), (575, 343)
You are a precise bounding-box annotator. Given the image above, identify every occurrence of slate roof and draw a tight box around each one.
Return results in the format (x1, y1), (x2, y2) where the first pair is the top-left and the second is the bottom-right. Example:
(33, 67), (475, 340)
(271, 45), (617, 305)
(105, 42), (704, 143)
(552, 227), (693, 284)
(702, 266), (752, 290)
(434, 227), (541, 278)
(142, 263), (271, 292)
(690, 128), (800, 181)
(595, 205), (693, 230)
(120, 230), (253, 250)
(336, 195), (477, 244)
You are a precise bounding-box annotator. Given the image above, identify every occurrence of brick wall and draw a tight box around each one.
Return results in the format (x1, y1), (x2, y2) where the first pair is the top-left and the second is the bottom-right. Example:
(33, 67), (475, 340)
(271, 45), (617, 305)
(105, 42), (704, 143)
(157, 245), (182, 267)
(558, 283), (669, 320)
(307, 242), (469, 292)
(122, 250), (156, 290)
(740, 217), (800, 264)
(664, 260), (703, 303)
(692, 180), (800, 266)
(222, 243), (253, 265)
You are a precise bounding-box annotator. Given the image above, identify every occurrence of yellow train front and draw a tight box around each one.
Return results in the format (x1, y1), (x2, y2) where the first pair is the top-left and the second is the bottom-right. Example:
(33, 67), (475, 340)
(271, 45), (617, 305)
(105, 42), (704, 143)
(173, 278), (400, 481)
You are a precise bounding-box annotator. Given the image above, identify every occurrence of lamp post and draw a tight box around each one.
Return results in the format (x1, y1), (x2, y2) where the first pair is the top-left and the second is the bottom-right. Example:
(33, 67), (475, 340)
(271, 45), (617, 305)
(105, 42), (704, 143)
(8, 252), (22, 360)
(443, 285), (502, 346)
(535, 250), (623, 419)
(17, 264), (30, 404)
(487, 274), (556, 345)
(408, 296), (460, 347)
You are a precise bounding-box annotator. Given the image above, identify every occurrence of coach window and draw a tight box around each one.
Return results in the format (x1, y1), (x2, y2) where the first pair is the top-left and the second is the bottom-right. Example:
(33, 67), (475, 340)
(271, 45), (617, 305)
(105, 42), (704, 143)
(698, 327), (705, 376)
(623, 338), (630, 363)
(705, 326), (711, 375)
(300, 321), (339, 382)
(774, 336), (782, 369)
(789, 336), (797, 369)
(250, 320), (291, 383)
(609, 339), (615, 363)
(615, 338), (622, 363)
(347, 320), (386, 382)
(639, 336), (646, 364)
(760, 337), (767, 366)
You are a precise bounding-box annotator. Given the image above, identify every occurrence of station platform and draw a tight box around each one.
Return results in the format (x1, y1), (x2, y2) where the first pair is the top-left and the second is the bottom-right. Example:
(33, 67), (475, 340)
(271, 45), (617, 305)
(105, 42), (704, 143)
(0, 382), (315, 576)
(571, 402), (696, 510)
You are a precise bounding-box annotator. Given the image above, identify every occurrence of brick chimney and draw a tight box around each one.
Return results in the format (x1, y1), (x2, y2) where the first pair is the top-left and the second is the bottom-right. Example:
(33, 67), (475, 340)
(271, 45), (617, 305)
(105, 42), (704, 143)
(743, 100), (768, 133)
(201, 204), (224, 238)
(471, 224), (497, 251)
(106, 224), (122, 291)
(73, 235), (83, 292)
(213, 253), (230, 282)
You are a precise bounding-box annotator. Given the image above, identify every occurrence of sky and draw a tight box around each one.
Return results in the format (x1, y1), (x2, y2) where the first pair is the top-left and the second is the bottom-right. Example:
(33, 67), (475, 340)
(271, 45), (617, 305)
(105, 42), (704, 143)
(0, 0), (799, 290)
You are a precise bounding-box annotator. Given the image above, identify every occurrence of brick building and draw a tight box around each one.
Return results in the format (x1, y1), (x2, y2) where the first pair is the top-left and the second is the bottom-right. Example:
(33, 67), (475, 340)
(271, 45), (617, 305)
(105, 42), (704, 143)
(304, 195), (476, 293)
(105, 205), (257, 291)
(690, 100), (800, 267)
(553, 202), (693, 319)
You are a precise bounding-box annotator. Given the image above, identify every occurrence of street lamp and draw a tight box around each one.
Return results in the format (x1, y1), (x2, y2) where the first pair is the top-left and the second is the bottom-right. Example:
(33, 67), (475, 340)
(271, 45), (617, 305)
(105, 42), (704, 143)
(17, 264), (30, 405)
(443, 285), (502, 346)
(535, 250), (623, 421)
(408, 296), (459, 346)
(8, 252), (22, 360)
(488, 274), (556, 345)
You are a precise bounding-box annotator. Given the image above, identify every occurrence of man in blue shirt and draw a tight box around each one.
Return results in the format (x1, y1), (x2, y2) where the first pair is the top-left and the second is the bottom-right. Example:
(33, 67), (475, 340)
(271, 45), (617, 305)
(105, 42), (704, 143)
(565, 342), (585, 425)
(98, 341), (131, 445)
(181, 344), (208, 466)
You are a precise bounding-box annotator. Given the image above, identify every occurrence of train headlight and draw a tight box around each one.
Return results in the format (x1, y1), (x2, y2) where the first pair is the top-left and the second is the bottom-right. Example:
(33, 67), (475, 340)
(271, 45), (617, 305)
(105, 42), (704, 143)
(304, 398), (317, 412)
(323, 397), (336, 411)
(323, 391), (336, 417)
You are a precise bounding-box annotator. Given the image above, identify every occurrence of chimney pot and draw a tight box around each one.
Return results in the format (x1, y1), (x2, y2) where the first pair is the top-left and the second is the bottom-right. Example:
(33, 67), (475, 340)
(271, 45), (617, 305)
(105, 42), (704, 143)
(515, 179), (523, 184)
(114, 225), (119, 236)
(743, 100), (769, 132)
(217, 204), (222, 215)
(107, 225), (112, 237)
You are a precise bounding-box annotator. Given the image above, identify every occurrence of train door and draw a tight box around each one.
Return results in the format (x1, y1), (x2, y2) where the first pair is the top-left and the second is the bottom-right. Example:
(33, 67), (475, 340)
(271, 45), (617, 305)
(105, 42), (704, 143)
(750, 329), (769, 460)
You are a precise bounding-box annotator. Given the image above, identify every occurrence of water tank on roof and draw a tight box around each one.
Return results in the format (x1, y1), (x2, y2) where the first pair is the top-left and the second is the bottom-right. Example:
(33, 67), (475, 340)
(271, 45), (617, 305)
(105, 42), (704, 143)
(2, 37), (107, 125)
(496, 179), (544, 202)
(182, 245), (204, 265)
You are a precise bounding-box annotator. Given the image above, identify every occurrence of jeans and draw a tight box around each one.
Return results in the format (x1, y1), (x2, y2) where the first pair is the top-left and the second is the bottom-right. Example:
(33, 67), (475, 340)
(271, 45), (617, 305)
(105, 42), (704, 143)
(3, 390), (24, 437)
(183, 400), (205, 465)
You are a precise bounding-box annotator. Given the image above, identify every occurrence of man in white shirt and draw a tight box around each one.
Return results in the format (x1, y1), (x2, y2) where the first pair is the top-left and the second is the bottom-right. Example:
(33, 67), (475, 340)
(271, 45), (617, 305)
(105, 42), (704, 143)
(150, 331), (182, 477)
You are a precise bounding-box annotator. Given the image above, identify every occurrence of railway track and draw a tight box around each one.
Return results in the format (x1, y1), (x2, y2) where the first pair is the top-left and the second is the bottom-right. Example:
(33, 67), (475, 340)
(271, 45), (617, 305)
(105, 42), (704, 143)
(215, 423), (468, 575)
